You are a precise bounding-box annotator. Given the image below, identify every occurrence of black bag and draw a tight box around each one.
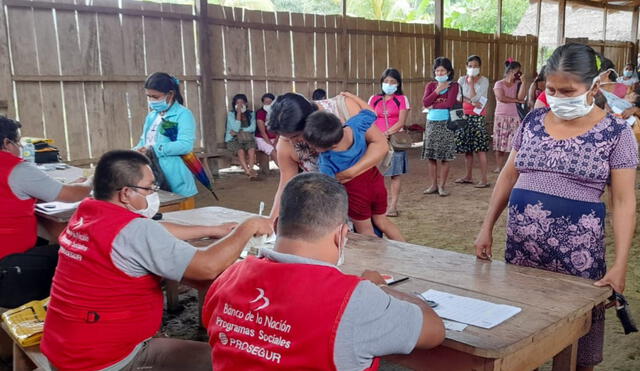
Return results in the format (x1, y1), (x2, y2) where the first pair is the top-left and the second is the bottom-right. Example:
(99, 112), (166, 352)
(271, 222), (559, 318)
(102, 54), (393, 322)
(447, 83), (468, 131)
(516, 82), (529, 121)
(611, 292), (638, 335)
(144, 149), (172, 192)
(33, 141), (61, 164)
(0, 246), (58, 308)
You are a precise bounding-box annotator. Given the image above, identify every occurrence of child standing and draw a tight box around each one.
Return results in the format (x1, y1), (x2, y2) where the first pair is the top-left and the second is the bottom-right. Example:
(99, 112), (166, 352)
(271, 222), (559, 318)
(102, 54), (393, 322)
(303, 109), (405, 241)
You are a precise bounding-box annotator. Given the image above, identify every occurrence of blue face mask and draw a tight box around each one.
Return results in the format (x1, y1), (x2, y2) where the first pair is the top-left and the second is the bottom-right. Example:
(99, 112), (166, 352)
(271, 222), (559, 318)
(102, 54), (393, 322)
(435, 75), (449, 83)
(148, 97), (170, 112)
(624, 70), (633, 78)
(382, 83), (398, 95)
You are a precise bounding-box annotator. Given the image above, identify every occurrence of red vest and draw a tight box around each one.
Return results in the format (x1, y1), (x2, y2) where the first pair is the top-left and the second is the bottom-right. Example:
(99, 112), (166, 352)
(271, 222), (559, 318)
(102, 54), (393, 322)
(41, 199), (164, 371)
(0, 151), (37, 259)
(202, 256), (380, 371)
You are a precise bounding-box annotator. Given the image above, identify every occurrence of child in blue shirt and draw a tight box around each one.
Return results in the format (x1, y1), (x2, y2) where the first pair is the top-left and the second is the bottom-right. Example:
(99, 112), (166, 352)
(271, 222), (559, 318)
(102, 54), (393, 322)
(303, 110), (405, 241)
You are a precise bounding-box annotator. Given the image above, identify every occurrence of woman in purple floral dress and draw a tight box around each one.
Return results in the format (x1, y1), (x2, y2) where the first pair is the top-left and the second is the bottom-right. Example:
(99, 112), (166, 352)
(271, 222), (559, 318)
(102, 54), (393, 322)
(474, 44), (638, 370)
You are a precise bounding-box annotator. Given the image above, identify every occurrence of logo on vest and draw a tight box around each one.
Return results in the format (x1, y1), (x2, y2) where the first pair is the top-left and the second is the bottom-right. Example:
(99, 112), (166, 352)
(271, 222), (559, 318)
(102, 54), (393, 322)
(249, 288), (270, 311)
(71, 217), (84, 230)
(219, 332), (229, 346)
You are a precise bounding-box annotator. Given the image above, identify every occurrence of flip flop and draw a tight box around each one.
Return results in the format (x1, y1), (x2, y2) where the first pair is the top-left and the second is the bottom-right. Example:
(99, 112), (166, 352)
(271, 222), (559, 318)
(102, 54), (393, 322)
(454, 178), (474, 184)
(474, 183), (490, 188)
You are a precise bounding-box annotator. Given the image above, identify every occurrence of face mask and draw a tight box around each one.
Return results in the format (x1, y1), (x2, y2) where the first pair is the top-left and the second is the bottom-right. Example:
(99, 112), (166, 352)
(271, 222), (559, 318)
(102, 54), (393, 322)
(467, 67), (480, 77)
(624, 70), (633, 78)
(127, 191), (160, 219)
(238, 106), (247, 113)
(382, 83), (398, 95)
(263, 104), (272, 113)
(547, 90), (594, 121)
(435, 75), (448, 83)
(148, 97), (170, 112)
(600, 88), (633, 111)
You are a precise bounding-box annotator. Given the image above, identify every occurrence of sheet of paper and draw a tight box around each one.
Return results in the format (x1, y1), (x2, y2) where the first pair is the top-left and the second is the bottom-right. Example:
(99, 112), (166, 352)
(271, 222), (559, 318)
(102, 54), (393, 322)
(443, 319), (467, 332)
(611, 107), (636, 126)
(473, 96), (488, 115)
(35, 201), (80, 215)
(421, 289), (521, 329)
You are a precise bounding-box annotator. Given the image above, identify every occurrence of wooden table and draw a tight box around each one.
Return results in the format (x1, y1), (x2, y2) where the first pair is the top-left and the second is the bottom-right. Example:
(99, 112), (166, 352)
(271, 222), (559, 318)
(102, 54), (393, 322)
(164, 206), (611, 371)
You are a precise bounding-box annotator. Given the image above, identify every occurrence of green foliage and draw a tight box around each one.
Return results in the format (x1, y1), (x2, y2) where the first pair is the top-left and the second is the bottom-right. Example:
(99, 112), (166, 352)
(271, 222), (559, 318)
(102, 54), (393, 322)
(444, 0), (528, 34)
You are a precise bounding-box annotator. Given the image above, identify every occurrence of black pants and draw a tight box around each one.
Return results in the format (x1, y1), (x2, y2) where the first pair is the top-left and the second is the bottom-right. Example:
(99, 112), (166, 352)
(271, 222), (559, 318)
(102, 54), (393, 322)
(0, 240), (58, 308)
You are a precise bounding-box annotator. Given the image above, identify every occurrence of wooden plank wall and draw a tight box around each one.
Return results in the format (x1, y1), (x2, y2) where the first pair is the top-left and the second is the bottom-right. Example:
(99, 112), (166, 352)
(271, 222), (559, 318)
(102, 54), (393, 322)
(566, 37), (635, 71)
(3, 0), (201, 162)
(1, 0), (538, 160)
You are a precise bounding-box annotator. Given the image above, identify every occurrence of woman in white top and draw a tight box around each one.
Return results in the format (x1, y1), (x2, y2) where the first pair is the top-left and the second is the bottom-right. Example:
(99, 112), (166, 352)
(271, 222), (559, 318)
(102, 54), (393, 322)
(454, 55), (491, 187)
(616, 63), (638, 87)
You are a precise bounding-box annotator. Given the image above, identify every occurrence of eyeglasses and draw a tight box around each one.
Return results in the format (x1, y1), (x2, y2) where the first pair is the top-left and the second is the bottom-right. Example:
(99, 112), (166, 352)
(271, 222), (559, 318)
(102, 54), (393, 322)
(120, 184), (160, 193)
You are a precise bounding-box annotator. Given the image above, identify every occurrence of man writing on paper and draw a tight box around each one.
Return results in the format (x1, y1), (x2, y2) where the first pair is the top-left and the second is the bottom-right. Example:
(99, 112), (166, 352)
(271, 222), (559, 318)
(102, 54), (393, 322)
(41, 150), (273, 371)
(0, 116), (92, 308)
(202, 173), (445, 370)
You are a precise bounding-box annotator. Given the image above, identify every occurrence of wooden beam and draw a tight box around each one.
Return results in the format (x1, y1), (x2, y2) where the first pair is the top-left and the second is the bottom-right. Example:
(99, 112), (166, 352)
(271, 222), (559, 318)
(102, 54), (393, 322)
(558, 0), (567, 45)
(434, 0), (444, 57)
(536, 0), (542, 40)
(0, 0), (14, 117)
(603, 6), (608, 45)
(497, 0), (503, 35)
(197, 0), (218, 158)
(632, 6), (639, 63)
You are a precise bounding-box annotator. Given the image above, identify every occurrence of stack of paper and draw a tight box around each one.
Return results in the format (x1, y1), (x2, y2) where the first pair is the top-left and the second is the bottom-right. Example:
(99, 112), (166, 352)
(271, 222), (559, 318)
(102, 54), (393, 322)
(35, 201), (80, 215)
(421, 289), (521, 329)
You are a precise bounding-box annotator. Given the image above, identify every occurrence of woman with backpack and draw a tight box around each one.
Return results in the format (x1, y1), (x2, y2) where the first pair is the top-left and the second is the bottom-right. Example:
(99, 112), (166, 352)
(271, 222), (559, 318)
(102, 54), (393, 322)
(368, 68), (410, 217)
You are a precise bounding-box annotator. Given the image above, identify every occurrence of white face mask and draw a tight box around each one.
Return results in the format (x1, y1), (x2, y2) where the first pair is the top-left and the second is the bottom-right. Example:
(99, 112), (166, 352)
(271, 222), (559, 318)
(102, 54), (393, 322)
(467, 67), (480, 77)
(127, 191), (160, 219)
(263, 104), (272, 113)
(241, 106), (247, 113)
(546, 90), (594, 121)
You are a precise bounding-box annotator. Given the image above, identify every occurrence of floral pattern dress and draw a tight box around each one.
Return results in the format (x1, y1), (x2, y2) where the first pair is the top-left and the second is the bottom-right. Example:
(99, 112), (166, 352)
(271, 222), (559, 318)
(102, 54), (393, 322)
(507, 107), (638, 367)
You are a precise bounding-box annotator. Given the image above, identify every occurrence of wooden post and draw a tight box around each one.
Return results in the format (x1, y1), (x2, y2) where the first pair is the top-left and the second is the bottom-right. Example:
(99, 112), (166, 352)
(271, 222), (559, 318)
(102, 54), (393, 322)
(497, 0), (503, 36)
(536, 0), (542, 40)
(557, 0), (566, 45)
(0, 0), (14, 117)
(340, 2), (348, 91)
(196, 0), (218, 168)
(631, 6), (639, 64)
(603, 6), (608, 56)
(434, 0), (444, 58)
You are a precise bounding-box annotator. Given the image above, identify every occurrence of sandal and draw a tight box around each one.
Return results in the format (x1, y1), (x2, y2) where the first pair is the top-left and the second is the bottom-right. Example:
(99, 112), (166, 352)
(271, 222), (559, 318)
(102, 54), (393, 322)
(423, 186), (438, 194)
(386, 209), (399, 217)
(438, 187), (449, 197)
(454, 178), (473, 184)
(474, 183), (490, 188)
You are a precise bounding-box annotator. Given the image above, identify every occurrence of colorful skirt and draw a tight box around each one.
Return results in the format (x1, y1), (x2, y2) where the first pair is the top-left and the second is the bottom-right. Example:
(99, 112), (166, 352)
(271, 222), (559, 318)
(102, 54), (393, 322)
(455, 115), (490, 153)
(421, 120), (456, 161)
(506, 188), (606, 367)
(492, 115), (521, 152)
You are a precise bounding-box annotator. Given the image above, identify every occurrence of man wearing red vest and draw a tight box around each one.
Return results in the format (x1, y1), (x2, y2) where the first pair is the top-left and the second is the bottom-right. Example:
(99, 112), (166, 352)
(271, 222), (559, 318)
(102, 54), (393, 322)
(0, 116), (92, 308)
(203, 173), (445, 370)
(41, 149), (273, 371)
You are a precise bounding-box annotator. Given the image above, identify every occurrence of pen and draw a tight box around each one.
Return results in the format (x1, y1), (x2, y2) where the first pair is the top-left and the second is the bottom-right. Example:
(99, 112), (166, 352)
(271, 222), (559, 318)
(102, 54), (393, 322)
(388, 277), (409, 286)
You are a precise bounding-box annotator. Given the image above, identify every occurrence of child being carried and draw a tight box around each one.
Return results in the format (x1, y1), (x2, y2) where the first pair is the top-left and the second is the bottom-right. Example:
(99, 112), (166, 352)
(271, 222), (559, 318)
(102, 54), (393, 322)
(303, 109), (405, 241)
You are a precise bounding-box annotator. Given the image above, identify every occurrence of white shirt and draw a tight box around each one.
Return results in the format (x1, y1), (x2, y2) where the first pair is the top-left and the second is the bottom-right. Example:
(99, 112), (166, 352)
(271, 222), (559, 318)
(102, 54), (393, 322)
(457, 76), (489, 103)
(145, 114), (163, 147)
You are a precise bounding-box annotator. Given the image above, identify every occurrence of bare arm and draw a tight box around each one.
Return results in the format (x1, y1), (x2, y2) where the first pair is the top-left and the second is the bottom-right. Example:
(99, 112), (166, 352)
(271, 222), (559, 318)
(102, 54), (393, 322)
(527, 82), (537, 109)
(182, 217), (273, 281)
(494, 86), (521, 104)
(335, 124), (388, 183)
(256, 119), (271, 142)
(269, 139), (300, 220)
(517, 80), (528, 101)
(473, 150), (520, 259)
(340, 91), (374, 112)
(594, 168), (636, 293)
(56, 182), (92, 203)
(160, 222), (237, 241)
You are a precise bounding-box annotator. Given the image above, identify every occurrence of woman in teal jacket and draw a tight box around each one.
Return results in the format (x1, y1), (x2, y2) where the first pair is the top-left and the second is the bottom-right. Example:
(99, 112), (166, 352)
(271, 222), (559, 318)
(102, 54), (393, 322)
(225, 93), (258, 179)
(135, 72), (197, 197)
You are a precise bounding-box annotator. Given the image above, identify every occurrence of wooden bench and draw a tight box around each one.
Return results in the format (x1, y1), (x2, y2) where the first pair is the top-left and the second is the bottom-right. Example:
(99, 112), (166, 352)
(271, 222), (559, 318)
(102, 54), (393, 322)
(0, 321), (51, 371)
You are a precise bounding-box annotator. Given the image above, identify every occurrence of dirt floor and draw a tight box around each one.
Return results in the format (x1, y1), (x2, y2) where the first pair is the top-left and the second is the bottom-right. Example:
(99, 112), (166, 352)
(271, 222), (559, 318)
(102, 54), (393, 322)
(164, 148), (640, 371)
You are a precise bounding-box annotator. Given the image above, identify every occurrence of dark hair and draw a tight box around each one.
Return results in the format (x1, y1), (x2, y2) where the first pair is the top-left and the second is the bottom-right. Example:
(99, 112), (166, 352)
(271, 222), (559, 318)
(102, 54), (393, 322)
(534, 65), (546, 83)
(278, 172), (348, 240)
(632, 86), (640, 108)
(378, 68), (404, 95)
(94, 150), (151, 201)
(601, 58), (617, 81)
(625, 63), (635, 70)
(467, 55), (482, 66)
(545, 43), (604, 85)
(0, 116), (22, 150)
(433, 57), (454, 81)
(268, 93), (317, 134)
(231, 94), (252, 117)
(144, 72), (184, 105)
(303, 111), (343, 149)
(261, 93), (275, 103)
(504, 59), (522, 75)
(312, 88), (327, 100)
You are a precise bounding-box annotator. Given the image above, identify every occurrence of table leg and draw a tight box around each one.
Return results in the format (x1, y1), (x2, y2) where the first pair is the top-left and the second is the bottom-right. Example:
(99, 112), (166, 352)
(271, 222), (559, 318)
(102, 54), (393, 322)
(551, 342), (578, 371)
(12, 343), (35, 371)
(165, 280), (181, 313)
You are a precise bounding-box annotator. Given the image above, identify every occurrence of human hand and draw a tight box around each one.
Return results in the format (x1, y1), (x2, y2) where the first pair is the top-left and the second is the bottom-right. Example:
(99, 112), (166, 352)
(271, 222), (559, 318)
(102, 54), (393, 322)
(361, 270), (387, 286)
(621, 107), (635, 119)
(244, 216), (274, 237)
(335, 167), (356, 184)
(473, 102), (483, 108)
(474, 229), (493, 260)
(209, 222), (238, 238)
(230, 130), (238, 136)
(435, 82), (450, 93)
(594, 264), (627, 293)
